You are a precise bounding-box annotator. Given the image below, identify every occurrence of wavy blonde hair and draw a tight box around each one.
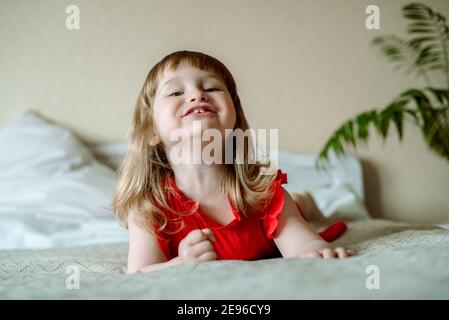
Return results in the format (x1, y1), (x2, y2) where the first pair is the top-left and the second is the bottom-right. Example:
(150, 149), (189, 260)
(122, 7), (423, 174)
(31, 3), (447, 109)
(113, 50), (277, 237)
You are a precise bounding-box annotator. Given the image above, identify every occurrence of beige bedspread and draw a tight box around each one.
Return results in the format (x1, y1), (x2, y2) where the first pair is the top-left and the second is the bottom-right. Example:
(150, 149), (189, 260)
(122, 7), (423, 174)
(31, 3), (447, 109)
(1, 216), (448, 299)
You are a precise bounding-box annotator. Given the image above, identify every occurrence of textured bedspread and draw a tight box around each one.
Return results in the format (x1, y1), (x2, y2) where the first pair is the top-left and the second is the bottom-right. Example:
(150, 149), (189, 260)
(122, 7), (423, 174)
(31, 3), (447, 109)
(1, 217), (449, 299)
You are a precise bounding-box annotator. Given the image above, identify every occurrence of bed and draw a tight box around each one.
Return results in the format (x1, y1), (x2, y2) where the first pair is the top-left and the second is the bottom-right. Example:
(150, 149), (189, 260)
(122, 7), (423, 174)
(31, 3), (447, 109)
(1, 111), (448, 299)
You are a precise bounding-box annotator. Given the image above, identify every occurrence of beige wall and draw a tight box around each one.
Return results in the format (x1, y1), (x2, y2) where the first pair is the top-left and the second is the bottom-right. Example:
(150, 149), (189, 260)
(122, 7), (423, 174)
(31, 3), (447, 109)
(1, 0), (449, 223)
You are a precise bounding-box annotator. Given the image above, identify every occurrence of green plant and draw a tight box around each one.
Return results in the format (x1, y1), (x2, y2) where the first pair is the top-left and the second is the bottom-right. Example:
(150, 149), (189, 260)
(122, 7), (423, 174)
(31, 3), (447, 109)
(316, 2), (449, 169)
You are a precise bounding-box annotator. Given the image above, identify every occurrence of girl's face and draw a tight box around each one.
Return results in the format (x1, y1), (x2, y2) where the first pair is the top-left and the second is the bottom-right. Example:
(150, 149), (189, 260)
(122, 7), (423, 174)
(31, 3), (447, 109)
(152, 63), (236, 149)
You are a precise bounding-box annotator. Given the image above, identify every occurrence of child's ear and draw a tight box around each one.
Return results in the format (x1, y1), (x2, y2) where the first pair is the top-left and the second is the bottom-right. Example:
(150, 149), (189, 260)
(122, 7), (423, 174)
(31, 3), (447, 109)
(149, 135), (160, 147)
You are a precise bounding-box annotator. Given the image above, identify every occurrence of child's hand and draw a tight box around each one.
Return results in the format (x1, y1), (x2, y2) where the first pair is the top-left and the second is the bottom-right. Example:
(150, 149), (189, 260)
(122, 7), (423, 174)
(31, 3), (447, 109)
(298, 247), (356, 259)
(178, 228), (217, 263)
(296, 239), (355, 259)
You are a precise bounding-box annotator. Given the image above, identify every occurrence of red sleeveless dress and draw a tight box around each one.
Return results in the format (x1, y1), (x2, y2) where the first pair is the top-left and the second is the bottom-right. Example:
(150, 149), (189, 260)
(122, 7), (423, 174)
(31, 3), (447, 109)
(155, 170), (346, 260)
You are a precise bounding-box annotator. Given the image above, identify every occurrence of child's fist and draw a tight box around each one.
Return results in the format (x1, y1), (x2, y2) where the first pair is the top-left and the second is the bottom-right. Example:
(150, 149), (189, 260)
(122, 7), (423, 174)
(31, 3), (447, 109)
(178, 228), (217, 263)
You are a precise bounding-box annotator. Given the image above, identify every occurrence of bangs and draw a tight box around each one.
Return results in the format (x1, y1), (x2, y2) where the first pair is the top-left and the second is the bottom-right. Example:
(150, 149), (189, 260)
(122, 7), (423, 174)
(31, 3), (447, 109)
(148, 50), (238, 101)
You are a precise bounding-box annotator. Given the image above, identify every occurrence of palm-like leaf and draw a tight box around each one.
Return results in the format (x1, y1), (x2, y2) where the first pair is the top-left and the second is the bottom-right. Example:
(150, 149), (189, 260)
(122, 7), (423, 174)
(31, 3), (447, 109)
(404, 3), (449, 81)
(316, 3), (449, 170)
(371, 35), (426, 77)
(316, 88), (449, 170)
(401, 88), (449, 159)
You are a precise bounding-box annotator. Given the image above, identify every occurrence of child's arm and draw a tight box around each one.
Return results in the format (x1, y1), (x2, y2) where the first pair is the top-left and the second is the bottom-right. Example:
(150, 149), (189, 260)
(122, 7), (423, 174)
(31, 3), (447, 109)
(127, 214), (217, 273)
(126, 213), (175, 273)
(273, 188), (354, 259)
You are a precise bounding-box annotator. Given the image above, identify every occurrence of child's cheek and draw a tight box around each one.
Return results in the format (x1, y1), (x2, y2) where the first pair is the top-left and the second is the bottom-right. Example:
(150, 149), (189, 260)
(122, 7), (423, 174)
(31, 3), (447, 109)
(160, 116), (188, 146)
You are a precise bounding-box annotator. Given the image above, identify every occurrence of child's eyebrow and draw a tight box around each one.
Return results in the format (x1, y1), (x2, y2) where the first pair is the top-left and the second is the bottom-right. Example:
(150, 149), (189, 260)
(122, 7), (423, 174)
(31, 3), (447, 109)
(160, 74), (222, 90)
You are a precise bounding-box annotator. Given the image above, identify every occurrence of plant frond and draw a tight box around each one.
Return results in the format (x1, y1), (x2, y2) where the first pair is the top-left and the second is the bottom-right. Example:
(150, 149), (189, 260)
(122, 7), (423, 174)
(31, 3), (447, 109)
(316, 102), (411, 168)
(316, 4), (449, 169)
(403, 3), (449, 86)
(371, 35), (423, 75)
(426, 87), (449, 105)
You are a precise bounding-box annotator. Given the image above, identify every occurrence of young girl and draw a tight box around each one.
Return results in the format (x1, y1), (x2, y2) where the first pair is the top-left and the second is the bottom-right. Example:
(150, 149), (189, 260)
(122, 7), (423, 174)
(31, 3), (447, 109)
(113, 50), (355, 274)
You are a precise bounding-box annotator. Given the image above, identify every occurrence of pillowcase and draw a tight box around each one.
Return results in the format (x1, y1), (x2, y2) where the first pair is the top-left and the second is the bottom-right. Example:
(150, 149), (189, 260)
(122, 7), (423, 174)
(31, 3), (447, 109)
(277, 150), (364, 202)
(277, 150), (368, 219)
(0, 111), (127, 249)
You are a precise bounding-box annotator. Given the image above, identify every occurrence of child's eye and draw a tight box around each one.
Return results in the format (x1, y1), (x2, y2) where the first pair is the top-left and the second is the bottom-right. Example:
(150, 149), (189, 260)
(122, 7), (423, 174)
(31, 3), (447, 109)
(168, 88), (219, 97)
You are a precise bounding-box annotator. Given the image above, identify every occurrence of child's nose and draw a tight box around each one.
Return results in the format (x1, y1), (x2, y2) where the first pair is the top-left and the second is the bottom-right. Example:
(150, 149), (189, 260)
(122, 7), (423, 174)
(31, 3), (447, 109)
(189, 89), (209, 103)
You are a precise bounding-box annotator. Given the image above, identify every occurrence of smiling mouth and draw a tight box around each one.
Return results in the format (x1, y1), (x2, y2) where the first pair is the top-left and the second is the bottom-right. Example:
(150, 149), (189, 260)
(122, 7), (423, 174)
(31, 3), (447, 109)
(183, 106), (217, 117)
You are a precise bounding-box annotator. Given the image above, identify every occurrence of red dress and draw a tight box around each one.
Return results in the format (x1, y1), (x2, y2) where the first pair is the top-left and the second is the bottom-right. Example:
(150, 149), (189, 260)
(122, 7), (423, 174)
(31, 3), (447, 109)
(155, 170), (346, 261)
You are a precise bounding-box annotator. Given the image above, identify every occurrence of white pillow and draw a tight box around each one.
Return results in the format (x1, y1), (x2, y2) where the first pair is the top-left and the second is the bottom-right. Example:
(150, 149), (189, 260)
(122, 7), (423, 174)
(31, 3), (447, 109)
(0, 111), (127, 249)
(277, 150), (364, 202)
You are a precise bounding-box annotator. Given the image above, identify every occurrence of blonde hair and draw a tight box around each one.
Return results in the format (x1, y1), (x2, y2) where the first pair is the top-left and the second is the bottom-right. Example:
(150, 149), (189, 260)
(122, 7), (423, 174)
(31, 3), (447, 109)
(113, 50), (277, 237)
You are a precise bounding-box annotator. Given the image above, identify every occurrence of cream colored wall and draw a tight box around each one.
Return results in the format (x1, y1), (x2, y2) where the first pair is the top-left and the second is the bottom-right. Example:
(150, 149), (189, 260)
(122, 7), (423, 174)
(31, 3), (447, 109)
(1, 0), (449, 223)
